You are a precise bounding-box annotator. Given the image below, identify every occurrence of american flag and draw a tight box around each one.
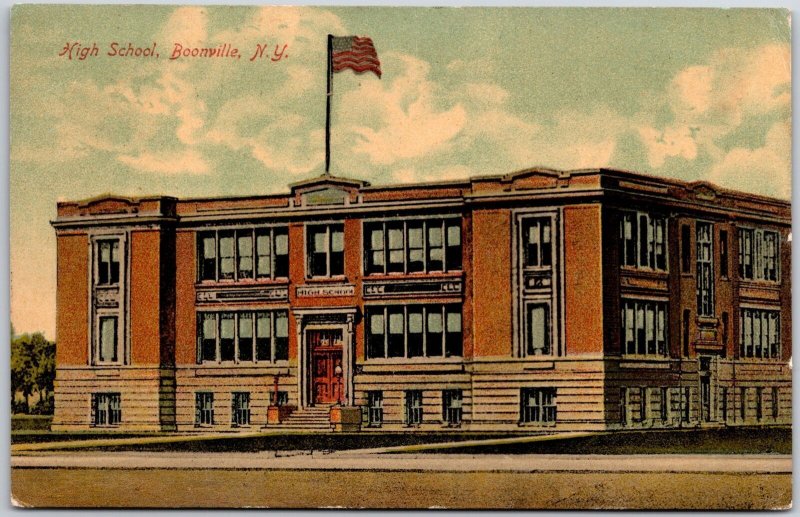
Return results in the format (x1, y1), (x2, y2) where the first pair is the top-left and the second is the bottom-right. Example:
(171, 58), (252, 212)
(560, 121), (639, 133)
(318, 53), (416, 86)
(331, 36), (382, 78)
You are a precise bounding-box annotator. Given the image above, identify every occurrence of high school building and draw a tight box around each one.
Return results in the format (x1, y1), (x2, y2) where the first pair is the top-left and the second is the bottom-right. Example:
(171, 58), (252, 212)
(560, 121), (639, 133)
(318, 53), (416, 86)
(51, 167), (791, 432)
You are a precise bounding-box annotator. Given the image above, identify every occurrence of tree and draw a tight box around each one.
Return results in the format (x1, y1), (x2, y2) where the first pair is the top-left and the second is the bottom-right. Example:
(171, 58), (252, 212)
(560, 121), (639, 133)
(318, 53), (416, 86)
(11, 334), (35, 413)
(11, 332), (56, 414)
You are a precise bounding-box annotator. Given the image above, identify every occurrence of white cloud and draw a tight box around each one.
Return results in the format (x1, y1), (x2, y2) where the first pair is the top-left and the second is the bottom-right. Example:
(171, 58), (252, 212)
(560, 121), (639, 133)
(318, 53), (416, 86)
(159, 6), (209, 47)
(118, 149), (210, 175)
(338, 52), (468, 166)
(708, 120), (791, 199)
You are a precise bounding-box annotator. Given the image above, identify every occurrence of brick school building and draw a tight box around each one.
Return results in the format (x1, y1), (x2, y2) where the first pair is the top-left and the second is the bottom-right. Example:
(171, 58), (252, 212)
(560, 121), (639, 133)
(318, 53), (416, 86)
(51, 167), (791, 432)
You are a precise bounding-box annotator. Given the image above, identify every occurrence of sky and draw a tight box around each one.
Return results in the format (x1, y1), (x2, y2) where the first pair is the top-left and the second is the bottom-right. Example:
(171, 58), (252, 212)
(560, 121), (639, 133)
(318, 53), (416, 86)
(10, 6), (791, 338)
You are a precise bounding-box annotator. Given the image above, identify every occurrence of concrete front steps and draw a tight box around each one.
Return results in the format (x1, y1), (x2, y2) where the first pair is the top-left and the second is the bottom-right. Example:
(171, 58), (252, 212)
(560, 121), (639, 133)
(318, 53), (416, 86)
(264, 406), (333, 431)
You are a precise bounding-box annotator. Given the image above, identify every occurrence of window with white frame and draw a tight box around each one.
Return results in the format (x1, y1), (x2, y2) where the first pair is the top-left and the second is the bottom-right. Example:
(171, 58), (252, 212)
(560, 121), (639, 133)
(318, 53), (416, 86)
(231, 392), (251, 426)
(405, 390), (423, 426)
(364, 218), (462, 274)
(740, 308), (780, 359)
(525, 303), (551, 356)
(97, 315), (120, 363)
(197, 310), (288, 363)
(520, 388), (557, 424)
(92, 393), (121, 426)
(620, 300), (668, 356)
(366, 305), (462, 359)
(195, 392), (214, 426)
(696, 222), (714, 317)
(522, 217), (553, 268)
(619, 211), (667, 271)
(738, 228), (779, 282)
(442, 390), (463, 427)
(199, 227), (288, 282)
(367, 391), (383, 427)
(95, 239), (121, 285)
(307, 224), (344, 277)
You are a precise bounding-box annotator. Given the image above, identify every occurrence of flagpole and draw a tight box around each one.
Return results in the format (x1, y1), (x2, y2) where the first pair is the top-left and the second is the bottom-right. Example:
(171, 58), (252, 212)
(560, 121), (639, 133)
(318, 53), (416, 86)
(325, 34), (333, 175)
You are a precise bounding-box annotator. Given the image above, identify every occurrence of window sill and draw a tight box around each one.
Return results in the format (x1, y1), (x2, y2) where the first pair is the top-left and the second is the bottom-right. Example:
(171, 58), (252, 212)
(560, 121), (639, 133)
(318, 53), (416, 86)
(91, 364), (126, 371)
(517, 421), (556, 427)
(194, 361), (291, 368)
(195, 279), (289, 287)
(90, 425), (121, 429)
(738, 279), (782, 289)
(620, 267), (669, 277)
(304, 276), (348, 283)
(365, 271), (463, 280)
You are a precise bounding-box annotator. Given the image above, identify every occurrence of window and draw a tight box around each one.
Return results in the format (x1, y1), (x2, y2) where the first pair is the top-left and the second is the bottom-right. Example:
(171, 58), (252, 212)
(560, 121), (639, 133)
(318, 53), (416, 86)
(740, 387), (747, 421)
(231, 392), (250, 426)
(366, 305), (462, 359)
(92, 393), (121, 426)
(682, 309), (690, 357)
(364, 219), (462, 275)
(405, 390), (423, 426)
(197, 310), (289, 363)
(195, 392), (214, 426)
(755, 387), (763, 422)
(619, 212), (667, 271)
(721, 387), (728, 422)
(772, 387), (780, 420)
(639, 387), (648, 423)
(98, 316), (119, 363)
(682, 387), (691, 423)
(442, 390), (463, 427)
(199, 228), (288, 282)
(272, 391), (289, 406)
(681, 224), (691, 273)
(307, 224), (344, 277)
(367, 391), (383, 427)
(619, 387), (628, 426)
(96, 239), (121, 285)
(522, 217), (553, 268)
(520, 388), (557, 424)
(719, 230), (729, 278)
(660, 387), (669, 422)
(696, 222), (714, 317)
(526, 303), (551, 356)
(740, 308), (780, 359)
(739, 228), (779, 282)
(621, 300), (667, 356)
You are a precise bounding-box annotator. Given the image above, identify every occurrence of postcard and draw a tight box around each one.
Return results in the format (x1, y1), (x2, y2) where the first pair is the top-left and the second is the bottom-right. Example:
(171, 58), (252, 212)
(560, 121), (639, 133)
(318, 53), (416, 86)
(9, 5), (791, 509)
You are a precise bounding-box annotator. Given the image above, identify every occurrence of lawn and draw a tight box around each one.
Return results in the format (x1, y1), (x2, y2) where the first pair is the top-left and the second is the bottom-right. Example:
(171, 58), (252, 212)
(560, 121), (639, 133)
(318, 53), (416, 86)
(412, 426), (792, 455)
(11, 414), (52, 432)
(13, 426), (790, 455)
(22, 431), (530, 452)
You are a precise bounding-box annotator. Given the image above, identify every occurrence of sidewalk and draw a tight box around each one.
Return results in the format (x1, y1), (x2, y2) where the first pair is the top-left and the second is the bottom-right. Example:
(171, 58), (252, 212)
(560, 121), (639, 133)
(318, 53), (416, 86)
(12, 450), (792, 473)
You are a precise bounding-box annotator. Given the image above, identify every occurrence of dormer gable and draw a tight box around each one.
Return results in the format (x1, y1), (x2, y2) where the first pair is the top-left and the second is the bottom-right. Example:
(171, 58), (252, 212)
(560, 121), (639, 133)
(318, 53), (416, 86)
(289, 174), (369, 206)
(501, 167), (571, 190)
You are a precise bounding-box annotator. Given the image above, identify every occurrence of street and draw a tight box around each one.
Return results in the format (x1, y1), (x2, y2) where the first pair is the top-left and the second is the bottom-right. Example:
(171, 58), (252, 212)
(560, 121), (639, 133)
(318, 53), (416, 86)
(11, 452), (792, 509)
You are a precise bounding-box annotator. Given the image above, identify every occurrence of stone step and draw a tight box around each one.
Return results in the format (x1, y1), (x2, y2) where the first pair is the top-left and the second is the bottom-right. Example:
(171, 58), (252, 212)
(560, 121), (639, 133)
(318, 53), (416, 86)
(264, 424), (332, 430)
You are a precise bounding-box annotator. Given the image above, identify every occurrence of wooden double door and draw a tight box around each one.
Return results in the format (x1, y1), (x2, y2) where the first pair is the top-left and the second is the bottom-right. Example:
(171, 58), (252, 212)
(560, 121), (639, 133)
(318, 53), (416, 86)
(308, 329), (344, 405)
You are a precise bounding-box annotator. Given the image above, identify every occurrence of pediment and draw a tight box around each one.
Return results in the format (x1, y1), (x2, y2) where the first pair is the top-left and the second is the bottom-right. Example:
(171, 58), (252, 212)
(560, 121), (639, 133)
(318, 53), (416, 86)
(502, 167), (565, 190)
(689, 182), (719, 201)
(77, 196), (140, 215)
(290, 174), (369, 206)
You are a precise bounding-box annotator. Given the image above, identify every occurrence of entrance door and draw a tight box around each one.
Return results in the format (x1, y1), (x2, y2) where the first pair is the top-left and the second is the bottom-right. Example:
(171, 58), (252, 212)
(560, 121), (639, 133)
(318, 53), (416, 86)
(308, 329), (344, 405)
